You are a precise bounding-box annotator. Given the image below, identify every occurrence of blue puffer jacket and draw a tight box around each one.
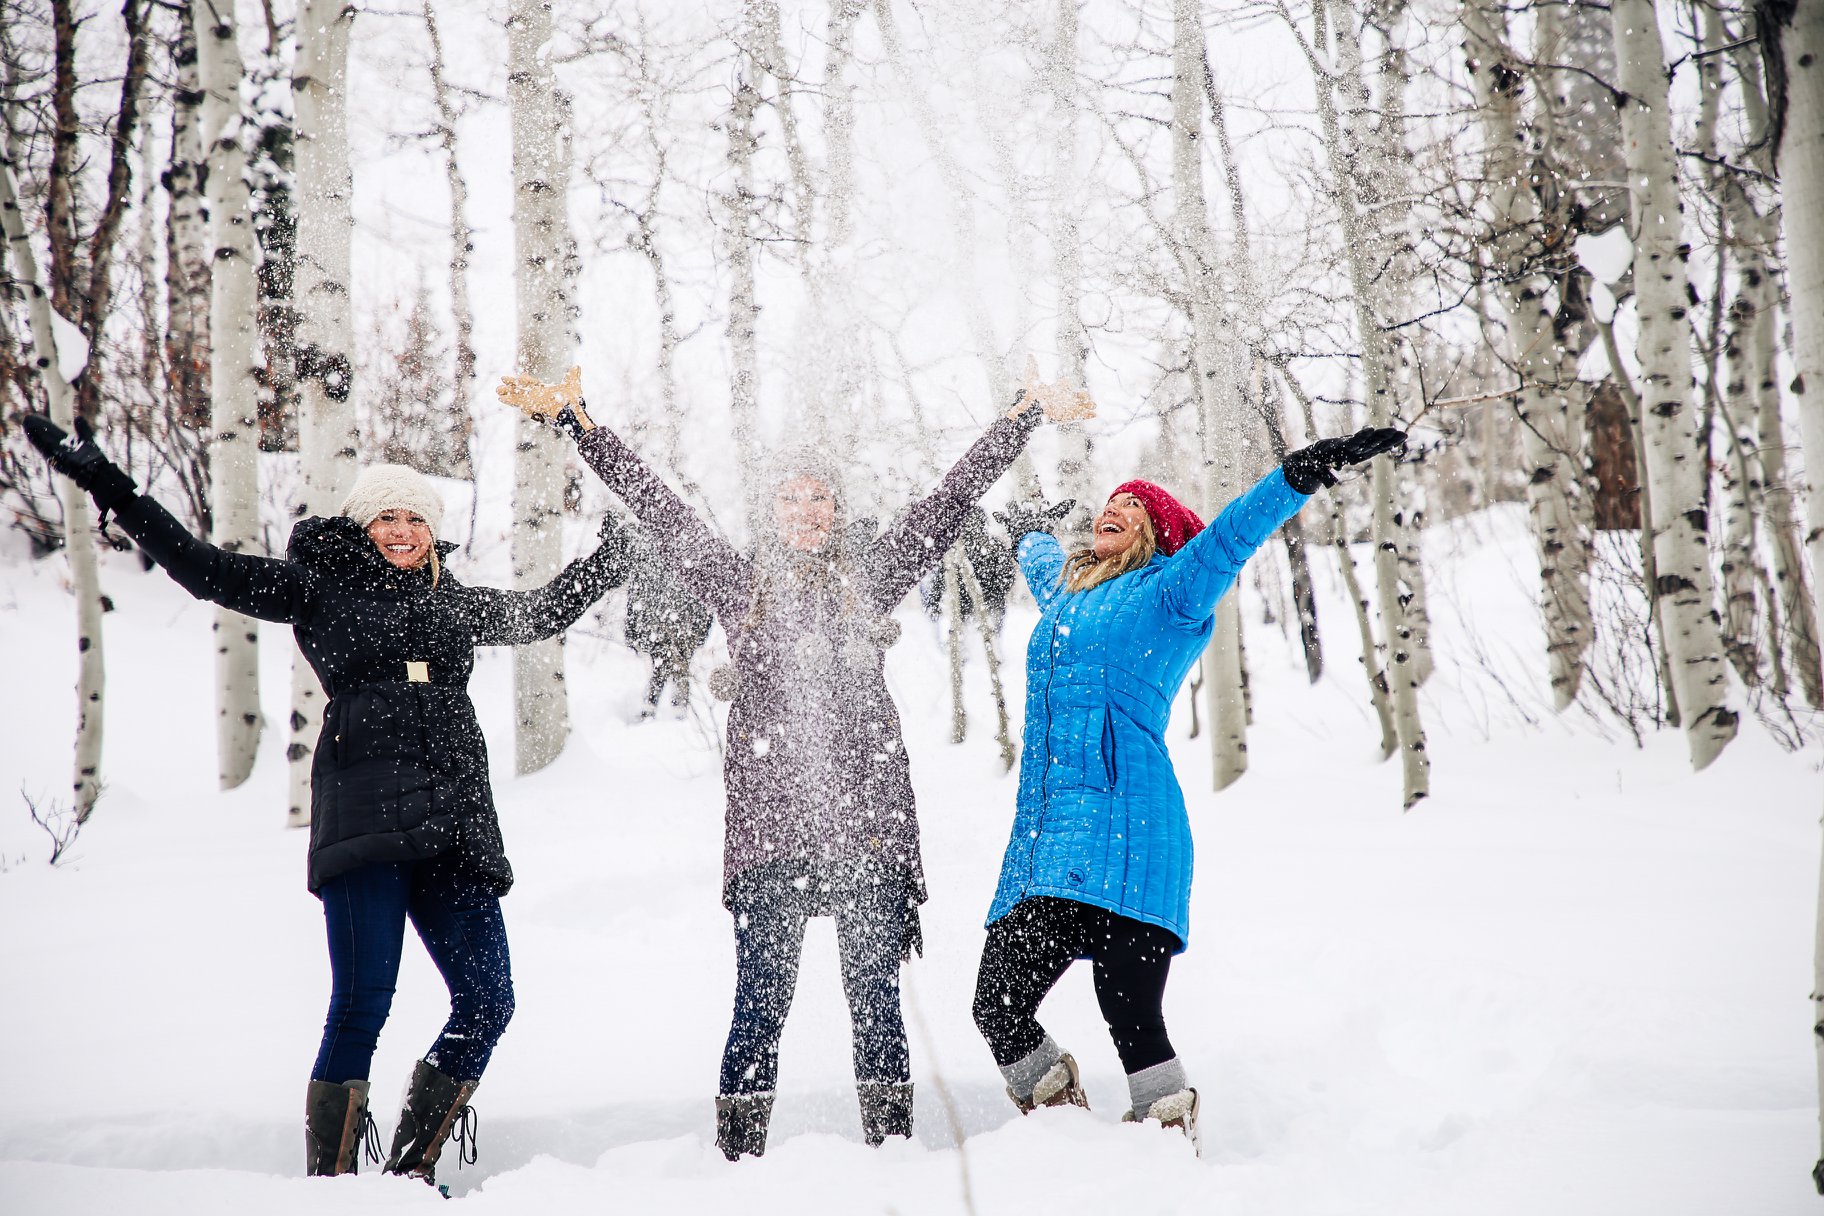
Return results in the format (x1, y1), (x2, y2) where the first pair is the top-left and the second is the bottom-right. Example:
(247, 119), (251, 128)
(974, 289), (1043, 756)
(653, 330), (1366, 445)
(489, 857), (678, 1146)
(986, 468), (1309, 950)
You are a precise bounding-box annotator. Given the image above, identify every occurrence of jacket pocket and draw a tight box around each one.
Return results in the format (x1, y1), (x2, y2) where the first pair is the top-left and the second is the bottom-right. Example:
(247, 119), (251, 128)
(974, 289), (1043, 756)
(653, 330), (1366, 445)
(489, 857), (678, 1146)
(1101, 709), (1118, 790)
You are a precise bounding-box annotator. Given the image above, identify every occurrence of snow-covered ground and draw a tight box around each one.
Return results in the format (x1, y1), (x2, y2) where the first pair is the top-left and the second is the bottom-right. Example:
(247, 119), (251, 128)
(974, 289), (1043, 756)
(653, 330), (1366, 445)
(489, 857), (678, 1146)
(1, 505), (1818, 1214)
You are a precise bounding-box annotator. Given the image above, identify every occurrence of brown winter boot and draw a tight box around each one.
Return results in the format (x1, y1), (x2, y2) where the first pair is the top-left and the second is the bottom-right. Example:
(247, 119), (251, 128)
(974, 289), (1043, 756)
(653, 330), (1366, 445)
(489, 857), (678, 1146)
(1123, 1088), (1202, 1156)
(1013, 1052), (1090, 1114)
(305, 1079), (375, 1176)
(384, 1059), (479, 1186)
(858, 1081), (914, 1146)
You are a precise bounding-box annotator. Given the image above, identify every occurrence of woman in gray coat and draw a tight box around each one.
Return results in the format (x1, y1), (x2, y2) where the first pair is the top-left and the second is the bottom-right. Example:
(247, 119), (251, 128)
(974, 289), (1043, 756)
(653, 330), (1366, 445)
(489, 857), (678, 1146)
(497, 366), (1087, 1158)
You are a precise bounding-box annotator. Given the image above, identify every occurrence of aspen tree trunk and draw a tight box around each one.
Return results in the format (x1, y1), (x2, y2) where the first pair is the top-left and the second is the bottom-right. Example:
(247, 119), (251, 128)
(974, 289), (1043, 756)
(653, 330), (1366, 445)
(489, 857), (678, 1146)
(1047, 0), (1094, 517)
(943, 550), (967, 745)
(1284, 363), (1396, 751)
(423, 0), (476, 482)
(724, 64), (764, 534)
(956, 554), (1016, 772)
(0, 155), (107, 818)
(1465, 6), (1593, 710)
(195, 0), (265, 789)
(1300, 0), (1428, 804)
(1329, 0), (1435, 688)
(1170, 0), (1247, 792)
(166, 10), (211, 433)
(1726, 28), (1821, 706)
(1206, 48), (1322, 681)
(289, 0), (360, 824)
(507, 0), (579, 773)
(1610, 0), (1736, 769)
(1762, 0), (1824, 1184)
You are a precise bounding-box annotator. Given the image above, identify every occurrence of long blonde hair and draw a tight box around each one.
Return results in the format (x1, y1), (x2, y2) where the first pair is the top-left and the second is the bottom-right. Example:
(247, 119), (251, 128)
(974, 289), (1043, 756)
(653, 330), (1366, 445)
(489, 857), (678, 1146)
(1060, 512), (1158, 594)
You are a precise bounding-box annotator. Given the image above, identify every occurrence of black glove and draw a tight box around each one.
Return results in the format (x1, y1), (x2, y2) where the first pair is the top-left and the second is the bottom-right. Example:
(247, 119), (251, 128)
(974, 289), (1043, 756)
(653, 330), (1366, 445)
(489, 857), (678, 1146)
(1281, 426), (1406, 494)
(993, 497), (1075, 545)
(552, 403), (593, 443)
(22, 414), (139, 514)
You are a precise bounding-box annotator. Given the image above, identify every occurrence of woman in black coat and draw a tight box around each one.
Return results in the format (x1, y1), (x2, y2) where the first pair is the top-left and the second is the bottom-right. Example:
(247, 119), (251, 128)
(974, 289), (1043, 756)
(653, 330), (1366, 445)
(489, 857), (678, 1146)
(24, 416), (627, 1184)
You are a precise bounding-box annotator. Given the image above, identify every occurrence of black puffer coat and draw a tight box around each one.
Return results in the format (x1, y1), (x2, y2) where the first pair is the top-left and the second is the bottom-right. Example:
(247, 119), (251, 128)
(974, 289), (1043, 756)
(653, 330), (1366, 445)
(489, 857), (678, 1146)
(112, 495), (627, 894)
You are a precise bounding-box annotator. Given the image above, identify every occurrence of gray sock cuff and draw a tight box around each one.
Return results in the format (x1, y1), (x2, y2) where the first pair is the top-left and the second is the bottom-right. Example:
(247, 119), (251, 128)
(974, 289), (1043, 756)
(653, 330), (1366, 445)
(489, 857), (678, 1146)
(1127, 1056), (1188, 1114)
(999, 1035), (1064, 1101)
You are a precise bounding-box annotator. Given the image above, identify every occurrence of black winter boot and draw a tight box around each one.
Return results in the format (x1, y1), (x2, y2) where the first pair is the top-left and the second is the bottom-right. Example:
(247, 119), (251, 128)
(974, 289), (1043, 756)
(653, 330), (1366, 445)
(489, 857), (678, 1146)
(857, 1081), (914, 1146)
(305, 1079), (376, 1176)
(384, 1059), (479, 1186)
(715, 1091), (776, 1161)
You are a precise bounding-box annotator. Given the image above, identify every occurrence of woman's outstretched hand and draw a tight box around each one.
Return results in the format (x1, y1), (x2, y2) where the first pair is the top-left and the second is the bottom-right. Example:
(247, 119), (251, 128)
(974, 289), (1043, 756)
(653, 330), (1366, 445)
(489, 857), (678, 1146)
(22, 414), (139, 513)
(495, 366), (596, 440)
(994, 497), (1075, 545)
(1008, 355), (1097, 424)
(1281, 426), (1406, 493)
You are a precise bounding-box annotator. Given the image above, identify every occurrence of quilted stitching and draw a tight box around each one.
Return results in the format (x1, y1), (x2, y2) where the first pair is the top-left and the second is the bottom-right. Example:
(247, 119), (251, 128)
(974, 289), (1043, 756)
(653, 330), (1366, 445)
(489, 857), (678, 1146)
(986, 469), (1309, 949)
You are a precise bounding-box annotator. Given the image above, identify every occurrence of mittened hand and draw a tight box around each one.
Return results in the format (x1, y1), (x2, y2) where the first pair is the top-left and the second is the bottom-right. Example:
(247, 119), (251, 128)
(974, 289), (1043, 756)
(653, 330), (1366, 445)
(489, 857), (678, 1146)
(1281, 426), (1407, 494)
(993, 497), (1076, 544)
(495, 366), (595, 440)
(22, 414), (139, 512)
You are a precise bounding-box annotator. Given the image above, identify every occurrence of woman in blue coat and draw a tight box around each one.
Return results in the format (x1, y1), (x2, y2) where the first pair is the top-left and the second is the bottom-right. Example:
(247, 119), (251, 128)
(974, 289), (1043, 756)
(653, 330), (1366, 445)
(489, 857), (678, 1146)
(972, 427), (1404, 1148)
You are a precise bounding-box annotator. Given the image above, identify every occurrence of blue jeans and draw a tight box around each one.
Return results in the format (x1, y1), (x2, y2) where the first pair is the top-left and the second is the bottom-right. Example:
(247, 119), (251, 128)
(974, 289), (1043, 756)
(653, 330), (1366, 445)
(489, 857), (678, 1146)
(311, 856), (514, 1085)
(719, 863), (912, 1095)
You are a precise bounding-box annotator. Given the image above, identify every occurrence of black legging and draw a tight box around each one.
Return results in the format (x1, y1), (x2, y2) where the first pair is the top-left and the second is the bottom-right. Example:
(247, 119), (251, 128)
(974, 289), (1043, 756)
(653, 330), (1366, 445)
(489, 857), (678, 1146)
(719, 862), (912, 1095)
(972, 896), (1179, 1075)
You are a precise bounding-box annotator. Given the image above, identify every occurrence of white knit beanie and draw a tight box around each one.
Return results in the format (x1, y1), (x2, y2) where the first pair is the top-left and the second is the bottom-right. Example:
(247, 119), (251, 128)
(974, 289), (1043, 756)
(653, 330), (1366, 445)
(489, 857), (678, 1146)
(339, 463), (445, 534)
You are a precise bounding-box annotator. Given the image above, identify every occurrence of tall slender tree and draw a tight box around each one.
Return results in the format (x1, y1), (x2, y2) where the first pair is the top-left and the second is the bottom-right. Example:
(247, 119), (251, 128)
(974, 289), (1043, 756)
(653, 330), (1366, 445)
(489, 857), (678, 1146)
(194, 0), (266, 789)
(507, 0), (580, 772)
(288, 0), (360, 824)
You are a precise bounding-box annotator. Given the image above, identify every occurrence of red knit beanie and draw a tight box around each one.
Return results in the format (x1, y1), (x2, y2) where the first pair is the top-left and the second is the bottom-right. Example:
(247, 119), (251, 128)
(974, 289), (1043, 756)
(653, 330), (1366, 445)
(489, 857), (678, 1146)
(1109, 479), (1204, 556)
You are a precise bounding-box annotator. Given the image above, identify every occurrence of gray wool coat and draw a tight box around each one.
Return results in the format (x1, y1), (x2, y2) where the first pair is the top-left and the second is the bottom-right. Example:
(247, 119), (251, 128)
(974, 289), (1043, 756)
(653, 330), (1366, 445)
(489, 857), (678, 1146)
(577, 409), (1040, 907)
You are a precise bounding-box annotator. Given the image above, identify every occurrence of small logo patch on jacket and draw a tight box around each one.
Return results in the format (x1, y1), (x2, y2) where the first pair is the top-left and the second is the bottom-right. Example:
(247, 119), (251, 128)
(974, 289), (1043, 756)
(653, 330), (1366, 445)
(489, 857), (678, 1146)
(1067, 868), (1086, 885)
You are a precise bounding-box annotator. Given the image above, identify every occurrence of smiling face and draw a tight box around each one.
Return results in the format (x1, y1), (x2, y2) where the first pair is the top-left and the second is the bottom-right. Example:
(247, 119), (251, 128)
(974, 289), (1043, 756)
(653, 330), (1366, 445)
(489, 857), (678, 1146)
(367, 509), (434, 569)
(1092, 493), (1150, 560)
(773, 475), (837, 553)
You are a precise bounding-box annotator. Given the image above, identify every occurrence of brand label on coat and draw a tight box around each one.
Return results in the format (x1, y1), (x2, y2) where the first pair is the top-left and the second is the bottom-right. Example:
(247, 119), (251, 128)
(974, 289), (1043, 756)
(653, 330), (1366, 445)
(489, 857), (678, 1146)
(406, 661), (430, 683)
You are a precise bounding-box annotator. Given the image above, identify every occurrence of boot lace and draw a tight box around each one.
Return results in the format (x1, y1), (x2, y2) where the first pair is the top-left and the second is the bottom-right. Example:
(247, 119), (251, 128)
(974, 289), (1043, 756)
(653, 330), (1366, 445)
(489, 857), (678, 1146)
(450, 1104), (479, 1169)
(358, 1108), (384, 1167)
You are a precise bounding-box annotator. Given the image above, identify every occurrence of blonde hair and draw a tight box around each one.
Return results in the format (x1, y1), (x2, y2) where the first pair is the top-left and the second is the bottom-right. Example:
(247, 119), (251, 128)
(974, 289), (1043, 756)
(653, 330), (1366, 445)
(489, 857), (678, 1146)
(1060, 512), (1158, 594)
(428, 546), (442, 591)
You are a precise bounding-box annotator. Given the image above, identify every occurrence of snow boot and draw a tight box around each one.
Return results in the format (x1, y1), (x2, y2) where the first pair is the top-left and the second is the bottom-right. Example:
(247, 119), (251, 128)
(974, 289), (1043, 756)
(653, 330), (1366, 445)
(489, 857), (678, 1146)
(858, 1081), (914, 1146)
(384, 1059), (479, 1186)
(1013, 1051), (1089, 1114)
(305, 1079), (377, 1176)
(1123, 1088), (1202, 1156)
(715, 1091), (776, 1161)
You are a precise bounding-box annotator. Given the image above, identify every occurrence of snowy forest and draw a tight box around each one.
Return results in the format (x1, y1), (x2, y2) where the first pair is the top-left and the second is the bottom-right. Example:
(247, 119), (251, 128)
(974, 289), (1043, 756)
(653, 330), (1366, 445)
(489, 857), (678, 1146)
(2, 0), (1822, 1211)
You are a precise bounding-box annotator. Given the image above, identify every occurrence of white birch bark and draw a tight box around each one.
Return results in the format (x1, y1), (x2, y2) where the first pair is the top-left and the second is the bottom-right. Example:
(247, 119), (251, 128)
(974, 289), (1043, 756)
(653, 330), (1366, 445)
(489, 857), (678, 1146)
(288, 0), (360, 824)
(507, 0), (578, 773)
(1171, 0), (1247, 792)
(1610, 0), (1736, 769)
(1465, 5), (1593, 710)
(1764, 0), (1824, 1178)
(166, 7), (210, 431)
(1724, 29), (1822, 707)
(723, 64), (764, 534)
(1047, 0), (1094, 517)
(423, 0), (476, 482)
(195, 0), (265, 789)
(1297, 0), (1428, 805)
(0, 153), (107, 818)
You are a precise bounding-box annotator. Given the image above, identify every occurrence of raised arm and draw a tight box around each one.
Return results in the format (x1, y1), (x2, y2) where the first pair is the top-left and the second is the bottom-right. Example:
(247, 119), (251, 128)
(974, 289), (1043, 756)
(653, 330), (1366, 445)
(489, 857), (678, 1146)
(1153, 468), (1309, 627)
(458, 520), (632, 647)
(24, 415), (313, 623)
(1150, 426), (1406, 626)
(1015, 532), (1069, 614)
(858, 407), (1043, 611)
(495, 366), (753, 625)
